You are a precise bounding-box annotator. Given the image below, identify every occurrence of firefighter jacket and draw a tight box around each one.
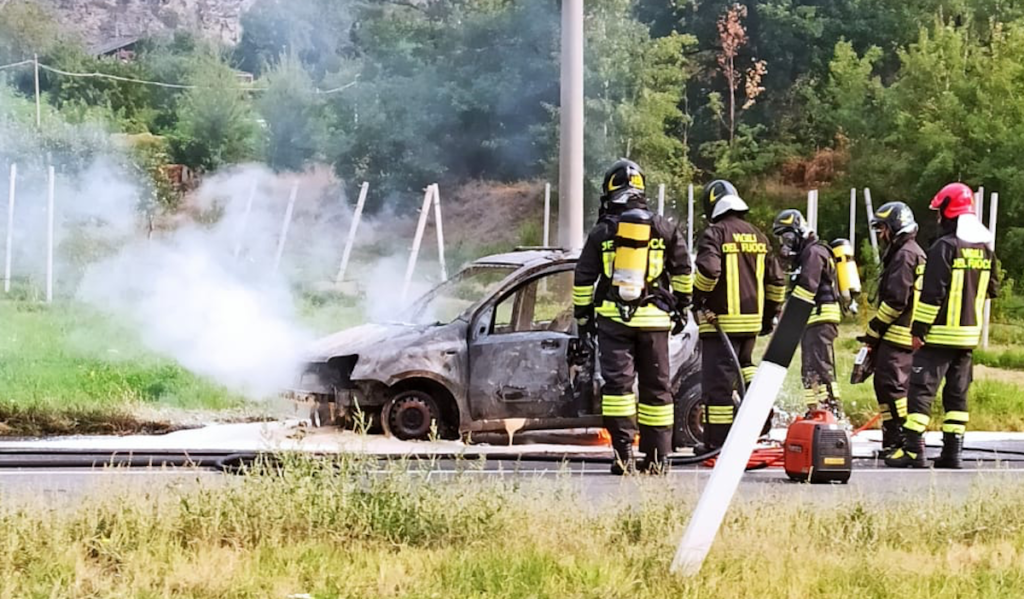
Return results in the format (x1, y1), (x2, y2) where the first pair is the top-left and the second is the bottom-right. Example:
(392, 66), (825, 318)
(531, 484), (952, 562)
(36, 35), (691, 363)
(866, 234), (926, 349)
(911, 233), (998, 349)
(694, 214), (786, 336)
(790, 238), (842, 326)
(573, 208), (692, 330)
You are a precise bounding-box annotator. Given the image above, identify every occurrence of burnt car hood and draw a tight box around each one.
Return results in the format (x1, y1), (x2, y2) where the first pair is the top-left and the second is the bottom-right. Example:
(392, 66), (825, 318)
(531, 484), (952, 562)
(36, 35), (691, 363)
(305, 323), (437, 362)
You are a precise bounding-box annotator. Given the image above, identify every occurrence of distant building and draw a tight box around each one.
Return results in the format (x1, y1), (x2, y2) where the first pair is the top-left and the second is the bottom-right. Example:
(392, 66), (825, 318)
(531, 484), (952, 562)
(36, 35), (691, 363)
(89, 37), (140, 62)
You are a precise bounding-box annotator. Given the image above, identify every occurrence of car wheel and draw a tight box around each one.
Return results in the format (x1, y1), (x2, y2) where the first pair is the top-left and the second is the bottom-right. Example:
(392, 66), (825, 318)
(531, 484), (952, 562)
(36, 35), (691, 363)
(381, 390), (441, 441)
(673, 372), (704, 449)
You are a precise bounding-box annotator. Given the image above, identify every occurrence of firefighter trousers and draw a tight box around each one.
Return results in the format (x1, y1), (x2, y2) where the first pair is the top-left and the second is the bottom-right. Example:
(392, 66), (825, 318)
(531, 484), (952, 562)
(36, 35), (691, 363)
(701, 334), (756, 449)
(801, 323), (839, 410)
(597, 316), (674, 463)
(873, 340), (912, 429)
(903, 346), (972, 436)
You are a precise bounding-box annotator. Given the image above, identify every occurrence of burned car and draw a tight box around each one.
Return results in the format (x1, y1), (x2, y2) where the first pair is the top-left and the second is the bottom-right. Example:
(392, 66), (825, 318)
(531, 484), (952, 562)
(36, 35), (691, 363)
(290, 249), (705, 448)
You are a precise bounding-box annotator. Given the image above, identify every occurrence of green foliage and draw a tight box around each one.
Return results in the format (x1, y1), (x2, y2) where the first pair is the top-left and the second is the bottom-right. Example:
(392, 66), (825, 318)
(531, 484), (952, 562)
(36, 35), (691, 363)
(170, 55), (260, 171)
(0, 0), (61, 64)
(44, 45), (157, 132)
(256, 53), (326, 171)
(585, 0), (697, 205)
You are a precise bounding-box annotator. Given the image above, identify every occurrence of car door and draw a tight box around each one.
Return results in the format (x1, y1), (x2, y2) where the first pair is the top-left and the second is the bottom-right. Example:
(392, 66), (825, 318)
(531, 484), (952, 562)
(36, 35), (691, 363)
(467, 269), (576, 421)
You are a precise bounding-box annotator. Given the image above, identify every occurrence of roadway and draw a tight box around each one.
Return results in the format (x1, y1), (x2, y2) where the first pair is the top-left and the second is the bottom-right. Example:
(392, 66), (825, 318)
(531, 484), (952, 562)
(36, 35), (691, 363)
(2, 455), (1023, 506)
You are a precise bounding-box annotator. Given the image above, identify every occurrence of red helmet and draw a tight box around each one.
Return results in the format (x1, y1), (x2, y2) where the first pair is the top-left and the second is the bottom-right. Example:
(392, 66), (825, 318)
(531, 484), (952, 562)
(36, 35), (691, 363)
(930, 183), (976, 219)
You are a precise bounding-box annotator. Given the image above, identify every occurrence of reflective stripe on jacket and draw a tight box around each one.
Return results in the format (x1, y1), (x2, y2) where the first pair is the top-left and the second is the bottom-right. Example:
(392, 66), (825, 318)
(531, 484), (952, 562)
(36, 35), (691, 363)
(911, 234), (998, 349)
(573, 209), (692, 330)
(866, 235), (926, 349)
(693, 215), (785, 336)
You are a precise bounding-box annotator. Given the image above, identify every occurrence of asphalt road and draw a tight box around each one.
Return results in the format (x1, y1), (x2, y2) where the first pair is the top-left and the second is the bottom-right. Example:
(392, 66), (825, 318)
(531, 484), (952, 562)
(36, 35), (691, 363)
(2, 456), (1024, 506)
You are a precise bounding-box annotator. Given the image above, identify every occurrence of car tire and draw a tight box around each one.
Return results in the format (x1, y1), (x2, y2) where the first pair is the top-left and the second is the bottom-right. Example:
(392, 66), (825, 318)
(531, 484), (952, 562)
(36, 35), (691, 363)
(381, 390), (442, 441)
(673, 371), (704, 449)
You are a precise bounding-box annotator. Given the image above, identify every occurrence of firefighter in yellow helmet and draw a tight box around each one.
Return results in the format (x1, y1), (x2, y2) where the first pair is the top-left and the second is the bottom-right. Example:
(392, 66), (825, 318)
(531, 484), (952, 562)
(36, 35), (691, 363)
(573, 159), (692, 474)
(694, 180), (786, 450)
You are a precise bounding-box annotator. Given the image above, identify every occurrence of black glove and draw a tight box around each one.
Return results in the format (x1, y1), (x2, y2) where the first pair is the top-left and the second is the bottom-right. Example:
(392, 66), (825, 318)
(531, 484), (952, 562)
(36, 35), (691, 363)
(574, 304), (596, 337)
(760, 311), (778, 337)
(671, 309), (688, 335)
(856, 333), (879, 347)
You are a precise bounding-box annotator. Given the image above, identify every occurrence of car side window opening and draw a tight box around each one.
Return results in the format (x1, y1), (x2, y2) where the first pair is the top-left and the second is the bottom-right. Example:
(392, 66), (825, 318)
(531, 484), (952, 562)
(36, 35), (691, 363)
(489, 270), (574, 335)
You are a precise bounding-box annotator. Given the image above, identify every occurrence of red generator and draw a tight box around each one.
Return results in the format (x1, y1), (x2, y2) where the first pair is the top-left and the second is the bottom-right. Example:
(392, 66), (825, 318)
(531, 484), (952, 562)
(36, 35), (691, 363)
(784, 409), (852, 483)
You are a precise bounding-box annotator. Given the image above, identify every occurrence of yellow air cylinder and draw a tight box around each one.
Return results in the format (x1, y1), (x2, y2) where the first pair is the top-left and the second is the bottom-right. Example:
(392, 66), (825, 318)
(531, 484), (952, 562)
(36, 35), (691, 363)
(830, 238), (862, 300)
(612, 209), (653, 302)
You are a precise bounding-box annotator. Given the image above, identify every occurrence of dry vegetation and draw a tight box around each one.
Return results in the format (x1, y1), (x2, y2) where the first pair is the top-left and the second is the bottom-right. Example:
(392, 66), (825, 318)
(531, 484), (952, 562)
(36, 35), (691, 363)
(3, 456), (1024, 597)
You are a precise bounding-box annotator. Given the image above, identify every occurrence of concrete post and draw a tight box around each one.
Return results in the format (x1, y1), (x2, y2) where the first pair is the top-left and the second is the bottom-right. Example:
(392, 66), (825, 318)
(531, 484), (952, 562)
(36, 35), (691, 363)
(558, 0), (584, 250)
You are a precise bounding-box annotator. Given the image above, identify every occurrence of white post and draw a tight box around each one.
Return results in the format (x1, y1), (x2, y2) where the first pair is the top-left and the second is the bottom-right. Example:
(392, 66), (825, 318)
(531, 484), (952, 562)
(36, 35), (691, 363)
(402, 186), (435, 301)
(543, 183), (551, 247)
(864, 188), (878, 261)
(687, 184), (695, 266)
(45, 165), (55, 303)
(558, 0), (585, 250)
(335, 181), (369, 283)
(4, 164), (16, 294)
(433, 183), (447, 281)
(272, 182), (298, 274)
(982, 192), (998, 349)
(976, 187), (985, 221)
(658, 184), (666, 216)
(34, 55), (41, 129)
(672, 360), (790, 575)
(233, 179), (258, 259)
(849, 188), (856, 247)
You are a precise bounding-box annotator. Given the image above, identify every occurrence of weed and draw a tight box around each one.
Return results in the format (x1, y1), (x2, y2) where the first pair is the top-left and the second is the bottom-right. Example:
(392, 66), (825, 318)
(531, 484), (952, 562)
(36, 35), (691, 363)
(3, 460), (1024, 597)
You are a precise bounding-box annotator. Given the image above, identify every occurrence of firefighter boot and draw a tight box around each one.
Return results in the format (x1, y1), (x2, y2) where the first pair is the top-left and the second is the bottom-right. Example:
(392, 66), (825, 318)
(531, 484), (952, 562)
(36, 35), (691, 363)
(932, 432), (964, 470)
(610, 445), (636, 475)
(638, 452), (670, 476)
(880, 420), (904, 456)
(884, 429), (927, 468)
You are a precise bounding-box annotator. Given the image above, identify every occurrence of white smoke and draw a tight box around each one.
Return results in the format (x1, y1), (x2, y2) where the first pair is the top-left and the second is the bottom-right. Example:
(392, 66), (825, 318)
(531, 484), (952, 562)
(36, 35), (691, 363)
(75, 164), (354, 399)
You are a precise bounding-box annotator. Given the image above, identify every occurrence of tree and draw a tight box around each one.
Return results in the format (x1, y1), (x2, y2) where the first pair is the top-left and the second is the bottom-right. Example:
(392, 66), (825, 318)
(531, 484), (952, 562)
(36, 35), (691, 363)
(170, 56), (260, 171)
(257, 54), (326, 171)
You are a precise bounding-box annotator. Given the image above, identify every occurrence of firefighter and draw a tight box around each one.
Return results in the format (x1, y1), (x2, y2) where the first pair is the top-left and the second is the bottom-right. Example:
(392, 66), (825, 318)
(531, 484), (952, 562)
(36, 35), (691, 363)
(886, 183), (998, 469)
(573, 159), (693, 475)
(859, 201), (926, 454)
(772, 209), (842, 416)
(694, 180), (786, 450)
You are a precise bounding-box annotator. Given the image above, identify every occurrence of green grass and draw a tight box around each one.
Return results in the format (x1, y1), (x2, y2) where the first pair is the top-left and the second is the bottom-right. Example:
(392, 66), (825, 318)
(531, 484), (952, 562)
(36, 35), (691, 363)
(4, 456), (1024, 597)
(0, 301), (249, 436)
(975, 347), (1024, 371)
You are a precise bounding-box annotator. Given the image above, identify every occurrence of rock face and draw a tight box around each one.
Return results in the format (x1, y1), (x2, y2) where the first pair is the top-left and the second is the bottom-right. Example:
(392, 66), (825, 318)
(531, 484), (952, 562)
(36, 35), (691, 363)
(47, 0), (257, 47)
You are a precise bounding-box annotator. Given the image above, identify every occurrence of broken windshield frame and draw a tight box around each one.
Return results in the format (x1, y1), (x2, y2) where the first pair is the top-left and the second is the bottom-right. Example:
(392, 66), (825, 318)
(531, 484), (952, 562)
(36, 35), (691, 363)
(401, 265), (518, 325)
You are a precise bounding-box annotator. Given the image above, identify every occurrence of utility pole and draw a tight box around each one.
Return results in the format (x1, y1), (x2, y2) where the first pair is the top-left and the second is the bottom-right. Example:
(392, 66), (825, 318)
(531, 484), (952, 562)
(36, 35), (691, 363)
(34, 54), (41, 129)
(558, 0), (584, 250)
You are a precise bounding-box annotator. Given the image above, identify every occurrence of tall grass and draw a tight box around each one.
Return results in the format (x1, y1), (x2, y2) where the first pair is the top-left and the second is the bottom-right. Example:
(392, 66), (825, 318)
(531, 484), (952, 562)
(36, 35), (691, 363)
(4, 457), (1024, 597)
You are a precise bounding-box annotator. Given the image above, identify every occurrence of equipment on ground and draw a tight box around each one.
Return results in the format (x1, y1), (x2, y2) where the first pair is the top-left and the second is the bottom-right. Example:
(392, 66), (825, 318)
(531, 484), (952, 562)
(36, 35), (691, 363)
(611, 208), (653, 305)
(830, 238), (862, 301)
(784, 409), (852, 483)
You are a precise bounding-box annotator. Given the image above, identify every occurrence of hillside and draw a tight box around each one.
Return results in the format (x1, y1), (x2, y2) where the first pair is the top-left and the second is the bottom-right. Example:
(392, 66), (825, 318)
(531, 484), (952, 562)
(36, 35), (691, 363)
(42, 0), (256, 46)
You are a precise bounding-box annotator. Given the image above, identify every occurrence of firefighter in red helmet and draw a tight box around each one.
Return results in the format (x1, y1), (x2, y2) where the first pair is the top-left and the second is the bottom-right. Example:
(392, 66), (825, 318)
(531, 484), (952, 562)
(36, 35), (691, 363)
(886, 183), (999, 468)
